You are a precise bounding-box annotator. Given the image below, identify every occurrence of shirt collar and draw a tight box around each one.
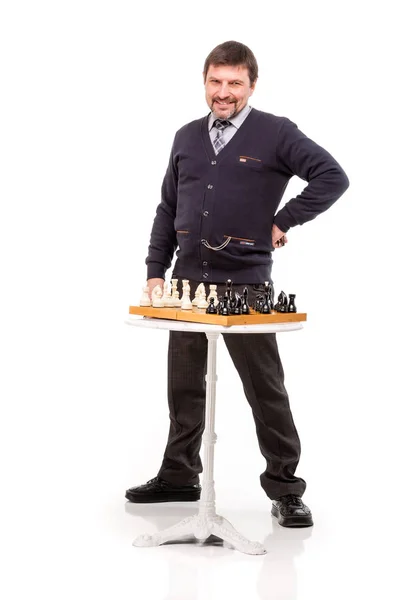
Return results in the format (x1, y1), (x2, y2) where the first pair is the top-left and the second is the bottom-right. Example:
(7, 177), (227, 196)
(208, 104), (252, 131)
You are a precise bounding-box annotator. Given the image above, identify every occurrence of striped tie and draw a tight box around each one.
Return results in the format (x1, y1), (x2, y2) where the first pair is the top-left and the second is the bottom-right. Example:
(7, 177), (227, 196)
(212, 119), (231, 155)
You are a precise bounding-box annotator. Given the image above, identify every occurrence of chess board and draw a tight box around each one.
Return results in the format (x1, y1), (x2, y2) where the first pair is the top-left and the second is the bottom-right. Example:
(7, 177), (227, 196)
(129, 306), (307, 326)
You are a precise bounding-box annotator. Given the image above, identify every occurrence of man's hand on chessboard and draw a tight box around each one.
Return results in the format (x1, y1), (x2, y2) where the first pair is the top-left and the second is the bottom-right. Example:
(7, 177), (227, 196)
(147, 278), (165, 298)
(272, 224), (288, 248)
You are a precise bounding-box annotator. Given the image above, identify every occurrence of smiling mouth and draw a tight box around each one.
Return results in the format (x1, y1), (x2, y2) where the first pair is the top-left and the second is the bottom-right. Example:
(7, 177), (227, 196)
(214, 100), (234, 106)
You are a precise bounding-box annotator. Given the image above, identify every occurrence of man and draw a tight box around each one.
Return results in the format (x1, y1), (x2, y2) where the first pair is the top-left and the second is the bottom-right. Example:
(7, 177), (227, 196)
(126, 41), (349, 527)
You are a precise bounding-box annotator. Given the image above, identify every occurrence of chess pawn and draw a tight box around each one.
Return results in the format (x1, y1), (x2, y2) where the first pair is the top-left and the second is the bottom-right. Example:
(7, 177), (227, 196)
(151, 285), (164, 307)
(139, 285), (151, 307)
(181, 280), (192, 310)
(288, 294), (297, 313)
(171, 278), (181, 307)
(261, 299), (271, 314)
(164, 282), (175, 307)
(161, 281), (170, 304)
(197, 287), (208, 310)
(220, 295), (229, 316)
(206, 297), (217, 314)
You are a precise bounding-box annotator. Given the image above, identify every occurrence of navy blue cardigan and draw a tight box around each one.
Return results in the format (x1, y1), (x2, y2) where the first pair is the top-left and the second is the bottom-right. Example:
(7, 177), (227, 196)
(146, 108), (349, 284)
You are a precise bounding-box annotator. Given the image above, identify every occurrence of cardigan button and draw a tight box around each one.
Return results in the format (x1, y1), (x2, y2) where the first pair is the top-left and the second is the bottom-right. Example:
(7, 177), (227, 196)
(211, 161), (217, 165)
(203, 273), (209, 279)
(207, 184), (213, 189)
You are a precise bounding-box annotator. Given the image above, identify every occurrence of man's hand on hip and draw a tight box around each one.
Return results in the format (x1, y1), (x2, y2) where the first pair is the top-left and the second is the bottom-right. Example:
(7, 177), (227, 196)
(272, 224), (288, 248)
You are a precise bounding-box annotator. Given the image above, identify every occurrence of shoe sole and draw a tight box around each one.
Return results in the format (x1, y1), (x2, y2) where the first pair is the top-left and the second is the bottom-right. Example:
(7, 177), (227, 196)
(271, 505), (314, 528)
(125, 491), (201, 503)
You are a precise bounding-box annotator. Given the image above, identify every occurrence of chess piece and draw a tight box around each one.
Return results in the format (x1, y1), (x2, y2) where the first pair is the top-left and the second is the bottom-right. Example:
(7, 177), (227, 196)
(275, 291), (288, 313)
(139, 285), (151, 307)
(206, 297), (217, 314)
(207, 284), (218, 306)
(265, 282), (274, 312)
(192, 283), (203, 307)
(161, 281), (170, 305)
(164, 282), (175, 307)
(225, 279), (233, 310)
(171, 278), (181, 307)
(288, 294), (297, 313)
(241, 287), (250, 315)
(220, 295), (229, 316)
(261, 299), (271, 314)
(197, 286), (208, 310)
(181, 280), (192, 310)
(232, 292), (242, 315)
(151, 285), (164, 307)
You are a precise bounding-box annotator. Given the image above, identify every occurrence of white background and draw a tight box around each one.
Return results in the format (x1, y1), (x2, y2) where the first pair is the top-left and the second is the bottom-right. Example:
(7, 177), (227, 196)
(1, 1), (399, 598)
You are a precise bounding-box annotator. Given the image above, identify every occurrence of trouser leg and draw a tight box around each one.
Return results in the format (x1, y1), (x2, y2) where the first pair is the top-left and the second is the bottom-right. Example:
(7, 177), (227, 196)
(158, 330), (207, 485)
(222, 331), (306, 500)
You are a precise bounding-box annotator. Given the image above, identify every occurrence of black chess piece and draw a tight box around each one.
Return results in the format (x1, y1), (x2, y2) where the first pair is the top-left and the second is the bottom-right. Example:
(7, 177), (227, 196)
(241, 287), (250, 315)
(288, 294), (297, 313)
(232, 292), (242, 315)
(277, 291), (289, 313)
(225, 279), (234, 311)
(220, 295), (229, 316)
(255, 294), (264, 313)
(262, 301), (271, 314)
(265, 282), (274, 312)
(206, 297), (217, 314)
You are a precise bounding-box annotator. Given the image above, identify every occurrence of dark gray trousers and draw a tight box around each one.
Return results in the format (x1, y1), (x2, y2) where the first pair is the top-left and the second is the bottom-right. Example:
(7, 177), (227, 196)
(157, 282), (306, 500)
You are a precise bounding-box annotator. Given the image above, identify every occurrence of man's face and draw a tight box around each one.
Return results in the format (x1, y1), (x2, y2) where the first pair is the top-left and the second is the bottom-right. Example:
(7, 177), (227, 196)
(204, 64), (256, 119)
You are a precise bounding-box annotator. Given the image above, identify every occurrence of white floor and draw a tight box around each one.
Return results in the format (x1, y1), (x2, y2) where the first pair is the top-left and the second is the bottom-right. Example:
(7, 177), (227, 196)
(2, 315), (398, 599)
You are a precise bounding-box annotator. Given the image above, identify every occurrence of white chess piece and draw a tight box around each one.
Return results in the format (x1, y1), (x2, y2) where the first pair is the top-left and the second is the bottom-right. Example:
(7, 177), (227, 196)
(164, 282), (175, 307)
(181, 280), (192, 310)
(207, 284), (218, 307)
(151, 285), (164, 307)
(161, 281), (172, 306)
(197, 287), (208, 310)
(192, 283), (203, 307)
(171, 278), (181, 307)
(139, 285), (151, 307)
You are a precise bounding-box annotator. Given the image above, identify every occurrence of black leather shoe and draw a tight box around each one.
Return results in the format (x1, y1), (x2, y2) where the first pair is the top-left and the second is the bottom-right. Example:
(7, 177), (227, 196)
(271, 494), (313, 527)
(125, 476), (201, 503)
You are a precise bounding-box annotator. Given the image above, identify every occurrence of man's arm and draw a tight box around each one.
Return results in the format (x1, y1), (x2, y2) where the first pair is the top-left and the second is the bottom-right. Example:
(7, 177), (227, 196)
(145, 138), (178, 282)
(273, 118), (350, 233)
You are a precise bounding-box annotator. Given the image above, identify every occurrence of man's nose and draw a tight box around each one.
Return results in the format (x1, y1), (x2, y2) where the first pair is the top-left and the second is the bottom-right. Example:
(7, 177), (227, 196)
(218, 82), (230, 98)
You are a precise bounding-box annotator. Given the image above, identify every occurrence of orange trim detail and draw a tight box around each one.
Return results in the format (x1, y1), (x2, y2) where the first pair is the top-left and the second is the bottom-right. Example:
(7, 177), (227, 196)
(224, 235), (255, 242)
(239, 155), (262, 162)
(176, 230), (189, 234)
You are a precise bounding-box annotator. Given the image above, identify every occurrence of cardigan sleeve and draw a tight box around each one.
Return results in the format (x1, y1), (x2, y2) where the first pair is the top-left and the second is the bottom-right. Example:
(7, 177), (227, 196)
(273, 118), (350, 232)
(145, 137), (178, 279)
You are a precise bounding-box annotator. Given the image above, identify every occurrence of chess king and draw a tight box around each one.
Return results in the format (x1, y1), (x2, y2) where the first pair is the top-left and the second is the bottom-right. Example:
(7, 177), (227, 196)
(126, 41), (349, 527)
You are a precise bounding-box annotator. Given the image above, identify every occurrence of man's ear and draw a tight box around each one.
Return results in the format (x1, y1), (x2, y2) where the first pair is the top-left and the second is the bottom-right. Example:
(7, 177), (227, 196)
(250, 78), (258, 95)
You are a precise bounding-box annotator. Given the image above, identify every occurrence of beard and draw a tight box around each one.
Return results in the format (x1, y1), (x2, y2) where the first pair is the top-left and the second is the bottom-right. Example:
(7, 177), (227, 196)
(212, 99), (237, 119)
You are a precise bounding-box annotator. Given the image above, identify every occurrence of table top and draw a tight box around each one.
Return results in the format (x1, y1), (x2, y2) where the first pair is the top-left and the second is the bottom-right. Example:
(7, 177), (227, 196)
(125, 316), (304, 334)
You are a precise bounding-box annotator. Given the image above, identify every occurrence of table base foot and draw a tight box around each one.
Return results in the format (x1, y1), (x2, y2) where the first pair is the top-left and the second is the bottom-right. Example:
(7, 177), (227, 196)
(132, 513), (266, 555)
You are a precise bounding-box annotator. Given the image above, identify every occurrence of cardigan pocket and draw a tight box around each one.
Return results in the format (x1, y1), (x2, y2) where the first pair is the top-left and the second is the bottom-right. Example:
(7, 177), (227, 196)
(237, 155), (264, 170)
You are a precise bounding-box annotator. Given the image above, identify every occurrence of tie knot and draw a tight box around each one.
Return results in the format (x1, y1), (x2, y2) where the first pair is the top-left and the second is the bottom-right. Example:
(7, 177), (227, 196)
(214, 119), (231, 131)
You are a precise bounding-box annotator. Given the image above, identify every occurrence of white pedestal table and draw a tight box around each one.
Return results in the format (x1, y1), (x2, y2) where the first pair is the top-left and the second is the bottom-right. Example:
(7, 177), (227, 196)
(125, 316), (303, 555)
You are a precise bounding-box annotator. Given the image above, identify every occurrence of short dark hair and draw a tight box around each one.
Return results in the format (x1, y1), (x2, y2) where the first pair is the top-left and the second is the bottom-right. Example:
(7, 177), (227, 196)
(203, 41), (258, 85)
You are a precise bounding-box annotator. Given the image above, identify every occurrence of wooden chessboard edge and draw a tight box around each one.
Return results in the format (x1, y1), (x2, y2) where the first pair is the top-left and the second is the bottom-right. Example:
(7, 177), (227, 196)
(128, 306), (307, 325)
